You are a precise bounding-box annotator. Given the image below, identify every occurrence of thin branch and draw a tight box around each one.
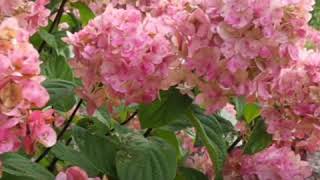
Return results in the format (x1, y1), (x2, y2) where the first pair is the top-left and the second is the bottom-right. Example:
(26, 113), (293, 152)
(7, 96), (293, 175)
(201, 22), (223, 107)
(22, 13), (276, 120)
(120, 111), (138, 125)
(35, 99), (83, 163)
(143, 128), (152, 137)
(47, 138), (72, 171)
(38, 0), (68, 53)
(227, 136), (242, 153)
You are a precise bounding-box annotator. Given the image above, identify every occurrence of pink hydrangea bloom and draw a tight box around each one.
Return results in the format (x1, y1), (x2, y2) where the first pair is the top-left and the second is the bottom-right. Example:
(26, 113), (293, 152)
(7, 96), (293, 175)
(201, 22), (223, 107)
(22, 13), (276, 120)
(56, 166), (101, 180)
(0, 18), (58, 155)
(224, 145), (312, 180)
(0, 0), (50, 35)
(66, 5), (178, 114)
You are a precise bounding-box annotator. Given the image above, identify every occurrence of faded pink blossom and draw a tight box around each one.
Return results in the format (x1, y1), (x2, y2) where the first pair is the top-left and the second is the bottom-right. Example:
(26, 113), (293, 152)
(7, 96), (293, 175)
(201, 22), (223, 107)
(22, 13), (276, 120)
(56, 166), (101, 180)
(224, 145), (312, 180)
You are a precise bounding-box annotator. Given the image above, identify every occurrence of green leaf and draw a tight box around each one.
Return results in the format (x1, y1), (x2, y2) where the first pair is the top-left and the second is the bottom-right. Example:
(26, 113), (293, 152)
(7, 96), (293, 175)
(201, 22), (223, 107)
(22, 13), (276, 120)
(48, 0), (63, 11)
(41, 52), (74, 81)
(187, 110), (226, 180)
(94, 106), (113, 128)
(38, 29), (58, 49)
(71, 2), (95, 26)
(1, 153), (54, 180)
(61, 13), (82, 32)
(116, 135), (177, 180)
(192, 107), (228, 151)
(175, 167), (209, 180)
(139, 89), (193, 128)
(244, 118), (272, 154)
(232, 96), (246, 120)
(243, 103), (260, 124)
(43, 79), (76, 112)
(310, 0), (320, 29)
(162, 114), (192, 132)
(51, 143), (101, 176)
(153, 129), (183, 159)
(1, 173), (34, 180)
(72, 126), (119, 177)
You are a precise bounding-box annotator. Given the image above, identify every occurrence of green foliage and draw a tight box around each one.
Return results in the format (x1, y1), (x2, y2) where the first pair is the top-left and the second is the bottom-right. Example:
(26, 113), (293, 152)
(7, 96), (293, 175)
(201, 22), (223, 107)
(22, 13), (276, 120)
(72, 127), (119, 177)
(244, 118), (273, 154)
(1, 153), (54, 180)
(243, 103), (260, 124)
(232, 96), (246, 120)
(51, 143), (101, 176)
(139, 88), (193, 128)
(175, 167), (209, 180)
(310, 0), (320, 29)
(41, 51), (74, 81)
(71, 2), (96, 26)
(187, 110), (227, 180)
(116, 134), (177, 180)
(43, 79), (76, 112)
(153, 129), (184, 159)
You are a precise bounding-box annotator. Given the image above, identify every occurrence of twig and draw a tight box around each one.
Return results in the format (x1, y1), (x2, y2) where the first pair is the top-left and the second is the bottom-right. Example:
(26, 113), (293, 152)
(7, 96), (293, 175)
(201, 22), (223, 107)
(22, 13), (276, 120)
(120, 111), (138, 125)
(227, 136), (242, 153)
(143, 128), (152, 137)
(38, 0), (68, 53)
(35, 99), (83, 163)
(47, 138), (72, 171)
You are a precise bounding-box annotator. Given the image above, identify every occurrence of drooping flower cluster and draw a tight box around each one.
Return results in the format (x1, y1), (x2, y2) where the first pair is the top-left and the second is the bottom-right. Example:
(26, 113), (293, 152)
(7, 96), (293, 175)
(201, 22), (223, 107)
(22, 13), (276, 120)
(224, 145), (312, 180)
(0, 0), (50, 34)
(0, 18), (57, 155)
(67, 5), (179, 114)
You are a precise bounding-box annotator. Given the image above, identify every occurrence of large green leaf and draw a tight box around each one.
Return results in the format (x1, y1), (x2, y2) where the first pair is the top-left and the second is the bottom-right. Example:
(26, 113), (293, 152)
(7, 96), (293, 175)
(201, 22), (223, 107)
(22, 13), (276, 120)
(153, 129), (183, 159)
(187, 110), (227, 180)
(1, 153), (54, 180)
(139, 89), (193, 128)
(71, 2), (95, 26)
(61, 13), (82, 32)
(43, 79), (76, 112)
(38, 29), (58, 49)
(72, 127), (119, 177)
(41, 52), (74, 81)
(51, 143), (101, 176)
(116, 135), (177, 180)
(232, 96), (245, 120)
(175, 167), (209, 180)
(1, 173), (34, 180)
(193, 107), (228, 151)
(244, 119), (272, 154)
(243, 103), (260, 124)
(94, 106), (113, 128)
(310, 0), (320, 29)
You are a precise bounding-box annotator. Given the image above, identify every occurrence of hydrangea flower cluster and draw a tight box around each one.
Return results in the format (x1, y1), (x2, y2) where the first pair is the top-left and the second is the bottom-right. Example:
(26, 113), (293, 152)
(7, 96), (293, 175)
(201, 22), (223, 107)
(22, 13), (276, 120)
(260, 49), (320, 152)
(0, 18), (57, 155)
(67, 5), (179, 114)
(0, 0), (50, 35)
(67, 0), (320, 178)
(224, 145), (312, 180)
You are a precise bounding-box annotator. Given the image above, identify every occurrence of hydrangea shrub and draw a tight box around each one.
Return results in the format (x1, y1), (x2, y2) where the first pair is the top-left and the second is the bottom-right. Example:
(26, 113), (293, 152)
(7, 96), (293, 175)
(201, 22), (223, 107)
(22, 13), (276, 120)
(1, 0), (320, 180)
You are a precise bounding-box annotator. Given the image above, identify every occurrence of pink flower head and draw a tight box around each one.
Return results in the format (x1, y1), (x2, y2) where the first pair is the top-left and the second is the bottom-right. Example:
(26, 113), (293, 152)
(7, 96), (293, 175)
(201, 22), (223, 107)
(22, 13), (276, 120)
(224, 145), (312, 180)
(67, 5), (178, 113)
(56, 166), (101, 180)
